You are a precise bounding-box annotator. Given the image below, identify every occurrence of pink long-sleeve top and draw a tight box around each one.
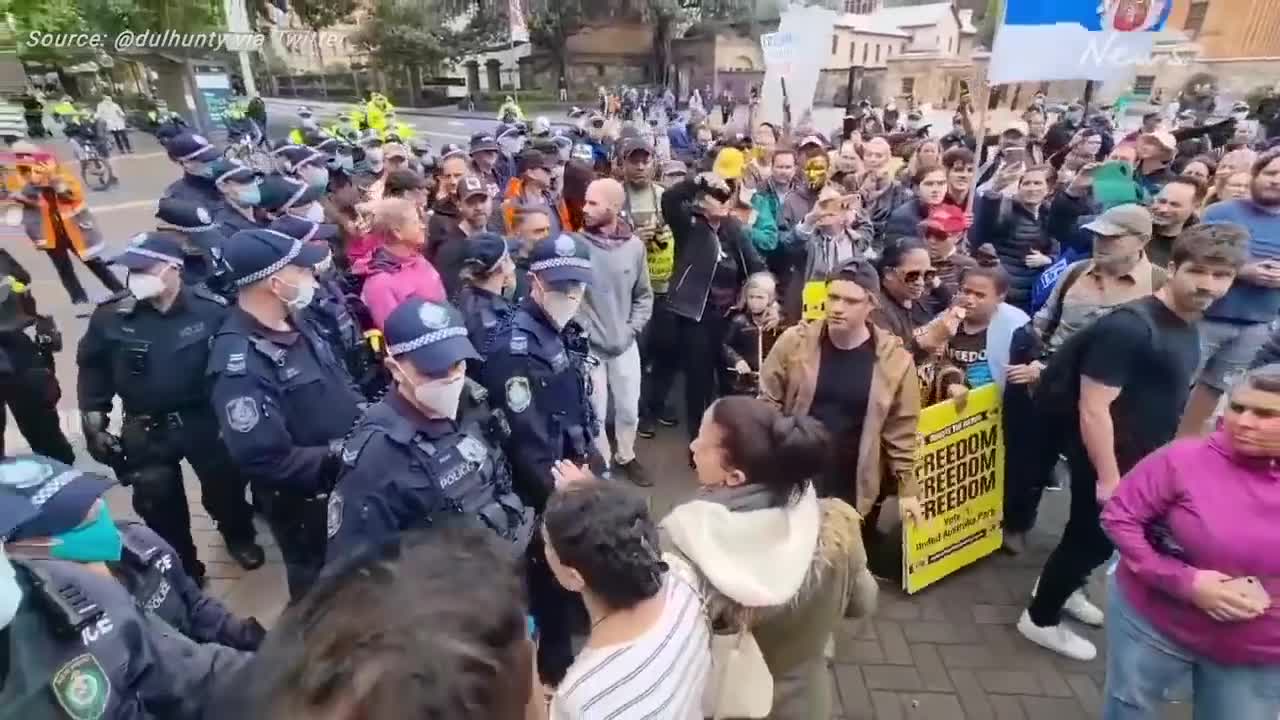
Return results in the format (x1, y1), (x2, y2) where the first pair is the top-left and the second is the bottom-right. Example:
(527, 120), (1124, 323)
(1100, 431), (1280, 665)
(360, 247), (447, 330)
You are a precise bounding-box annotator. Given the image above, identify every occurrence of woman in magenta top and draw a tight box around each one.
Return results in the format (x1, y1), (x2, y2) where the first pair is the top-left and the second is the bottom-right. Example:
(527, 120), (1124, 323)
(1100, 363), (1280, 719)
(359, 197), (446, 329)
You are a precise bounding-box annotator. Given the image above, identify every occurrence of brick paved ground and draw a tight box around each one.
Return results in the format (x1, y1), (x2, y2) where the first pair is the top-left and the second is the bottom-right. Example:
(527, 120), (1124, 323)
(26, 427), (1198, 719)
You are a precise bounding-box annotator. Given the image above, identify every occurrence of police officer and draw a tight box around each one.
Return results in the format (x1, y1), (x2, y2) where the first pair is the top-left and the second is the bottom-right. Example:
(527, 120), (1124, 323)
(162, 132), (224, 207)
(258, 173), (327, 225)
(208, 228), (365, 601)
(155, 198), (233, 295)
(326, 298), (535, 563)
(274, 144), (330, 192)
(0, 456), (250, 719)
(1, 454), (265, 651)
(210, 158), (264, 236)
(0, 248), (73, 462)
(77, 235), (264, 581)
(478, 233), (601, 685)
(457, 232), (516, 367)
(352, 134), (386, 197)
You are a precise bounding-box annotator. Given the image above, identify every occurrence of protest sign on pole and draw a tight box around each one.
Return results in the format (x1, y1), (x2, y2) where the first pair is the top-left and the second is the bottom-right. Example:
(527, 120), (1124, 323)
(759, 5), (836, 131)
(903, 384), (1005, 594)
(989, 0), (1172, 85)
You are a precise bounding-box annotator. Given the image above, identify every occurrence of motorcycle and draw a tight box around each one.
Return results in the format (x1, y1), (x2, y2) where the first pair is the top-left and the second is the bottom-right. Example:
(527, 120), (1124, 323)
(76, 139), (113, 191)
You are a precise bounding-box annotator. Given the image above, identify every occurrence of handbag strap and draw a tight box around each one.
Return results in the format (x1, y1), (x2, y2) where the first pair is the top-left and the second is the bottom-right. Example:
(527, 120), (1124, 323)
(711, 609), (754, 720)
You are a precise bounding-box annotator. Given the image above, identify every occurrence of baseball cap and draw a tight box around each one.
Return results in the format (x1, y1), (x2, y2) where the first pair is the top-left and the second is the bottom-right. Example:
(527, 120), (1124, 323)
(384, 169), (430, 196)
(798, 134), (829, 152)
(384, 142), (410, 161)
(384, 298), (480, 377)
(269, 214), (339, 243)
(458, 175), (489, 201)
(713, 147), (746, 180)
(0, 455), (114, 542)
(258, 174), (324, 213)
(662, 160), (688, 178)
(439, 142), (468, 162)
(167, 132), (221, 163)
(529, 234), (593, 287)
(208, 158), (257, 185)
(516, 149), (554, 174)
(470, 133), (500, 154)
(462, 232), (510, 274)
(274, 144), (326, 170)
(920, 204), (969, 235)
(111, 232), (187, 271)
(223, 228), (329, 287)
(832, 258), (880, 297)
(619, 137), (652, 160)
(1144, 130), (1178, 153)
(1082, 204), (1153, 237)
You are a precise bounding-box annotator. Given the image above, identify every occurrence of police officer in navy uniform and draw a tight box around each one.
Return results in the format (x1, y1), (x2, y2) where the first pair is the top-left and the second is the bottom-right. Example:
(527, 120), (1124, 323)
(77, 235), (264, 582)
(457, 232), (517, 371)
(162, 132), (225, 207)
(0, 248), (73, 463)
(154, 197), (233, 295)
(210, 159), (265, 237)
(258, 172), (327, 224)
(0, 455), (250, 719)
(326, 298), (535, 564)
(274, 144), (330, 191)
(478, 233), (601, 686)
(208, 228), (365, 601)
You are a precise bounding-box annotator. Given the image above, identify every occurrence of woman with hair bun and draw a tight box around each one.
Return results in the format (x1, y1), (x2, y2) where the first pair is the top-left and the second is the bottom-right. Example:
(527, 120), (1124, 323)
(660, 395), (878, 719)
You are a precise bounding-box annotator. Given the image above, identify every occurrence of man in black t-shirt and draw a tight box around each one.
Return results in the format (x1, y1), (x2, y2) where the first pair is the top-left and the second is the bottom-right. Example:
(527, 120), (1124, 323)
(1018, 223), (1249, 662)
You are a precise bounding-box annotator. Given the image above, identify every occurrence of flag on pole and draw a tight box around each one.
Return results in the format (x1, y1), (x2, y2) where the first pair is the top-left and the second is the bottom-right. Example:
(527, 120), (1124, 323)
(989, 0), (1172, 85)
(509, 0), (529, 44)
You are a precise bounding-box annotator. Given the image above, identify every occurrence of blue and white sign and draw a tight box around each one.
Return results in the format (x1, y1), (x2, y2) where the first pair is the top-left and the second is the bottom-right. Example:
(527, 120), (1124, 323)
(990, 0), (1172, 84)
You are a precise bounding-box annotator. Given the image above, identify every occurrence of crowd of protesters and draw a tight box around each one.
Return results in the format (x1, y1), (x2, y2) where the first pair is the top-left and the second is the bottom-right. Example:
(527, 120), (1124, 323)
(0, 76), (1278, 720)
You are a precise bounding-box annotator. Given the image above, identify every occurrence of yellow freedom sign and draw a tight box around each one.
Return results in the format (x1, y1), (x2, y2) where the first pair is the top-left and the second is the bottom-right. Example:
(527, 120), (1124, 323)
(903, 383), (1004, 594)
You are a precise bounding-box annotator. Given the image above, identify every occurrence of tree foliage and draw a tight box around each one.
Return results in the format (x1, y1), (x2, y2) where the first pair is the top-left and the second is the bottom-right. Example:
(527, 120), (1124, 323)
(352, 0), (499, 79)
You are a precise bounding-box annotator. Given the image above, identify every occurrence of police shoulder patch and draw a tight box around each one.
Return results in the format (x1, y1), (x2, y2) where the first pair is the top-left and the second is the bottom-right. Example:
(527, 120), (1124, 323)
(505, 376), (532, 414)
(509, 332), (528, 355)
(225, 396), (260, 433)
(326, 491), (344, 539)
(457, 435), (487, 463)
(51, 653), (111, 720)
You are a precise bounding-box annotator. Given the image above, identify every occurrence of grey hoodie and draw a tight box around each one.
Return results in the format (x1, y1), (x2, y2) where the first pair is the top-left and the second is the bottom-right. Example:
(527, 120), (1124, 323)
(577, 219), (654, 357)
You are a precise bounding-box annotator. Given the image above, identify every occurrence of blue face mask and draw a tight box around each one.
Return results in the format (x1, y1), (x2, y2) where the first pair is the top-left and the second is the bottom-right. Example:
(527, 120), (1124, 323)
(50, 504), (122, 563)
(234, 184), (261, 207)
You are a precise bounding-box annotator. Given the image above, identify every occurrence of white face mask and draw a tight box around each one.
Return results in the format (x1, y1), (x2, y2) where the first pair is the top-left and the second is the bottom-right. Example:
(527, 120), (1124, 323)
(365, 149), (384, 165)
(541, 290), (582, 329)
(0, 546), (21, 630)
(272, 275), (316, 313)
(295, 202), (325, 223)
(412, 373), (466, 420)
(127, 270), (168, 300)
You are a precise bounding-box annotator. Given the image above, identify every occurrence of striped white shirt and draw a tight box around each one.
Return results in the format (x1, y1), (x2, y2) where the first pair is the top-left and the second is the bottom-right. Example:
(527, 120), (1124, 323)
(551, 576), (711, 720)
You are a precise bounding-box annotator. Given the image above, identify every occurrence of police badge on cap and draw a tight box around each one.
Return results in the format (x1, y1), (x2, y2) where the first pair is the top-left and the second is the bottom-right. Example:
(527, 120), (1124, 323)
(554, 235), (576, 257)
(418, 303), (450, 330)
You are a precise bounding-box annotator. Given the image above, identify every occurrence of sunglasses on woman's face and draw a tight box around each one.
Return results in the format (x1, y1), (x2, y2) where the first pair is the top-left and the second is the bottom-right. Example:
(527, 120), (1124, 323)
(899, 269), (937, 284)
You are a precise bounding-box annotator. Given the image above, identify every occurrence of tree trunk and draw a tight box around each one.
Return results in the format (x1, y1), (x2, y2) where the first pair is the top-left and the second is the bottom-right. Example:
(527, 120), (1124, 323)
(652, 14), (671, 87)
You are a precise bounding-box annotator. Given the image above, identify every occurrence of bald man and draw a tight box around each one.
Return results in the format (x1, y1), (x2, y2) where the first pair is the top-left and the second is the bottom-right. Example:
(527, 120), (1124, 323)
(577, 178), (655, 486)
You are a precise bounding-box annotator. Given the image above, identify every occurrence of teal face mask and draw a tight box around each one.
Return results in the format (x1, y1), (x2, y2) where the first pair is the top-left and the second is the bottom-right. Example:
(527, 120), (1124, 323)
(50, 504), (122, 563)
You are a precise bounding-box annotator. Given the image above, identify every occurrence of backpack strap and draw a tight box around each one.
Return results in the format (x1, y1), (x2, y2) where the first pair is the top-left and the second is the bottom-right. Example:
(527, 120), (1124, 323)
(1041, 261), (1092, 346)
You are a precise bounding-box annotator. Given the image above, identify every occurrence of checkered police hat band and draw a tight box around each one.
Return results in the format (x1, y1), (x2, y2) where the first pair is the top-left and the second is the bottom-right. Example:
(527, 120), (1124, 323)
(236, 239), (303, 287)
(178, 144), (212, 161)
(126, 247), (183, 267)
(530, 257), (591, 273)
(388, 326), (468, 357)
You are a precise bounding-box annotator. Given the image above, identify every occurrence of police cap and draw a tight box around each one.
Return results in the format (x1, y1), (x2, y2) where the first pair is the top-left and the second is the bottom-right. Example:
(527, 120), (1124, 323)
(223, 228), (329, 287)
(208, 158), (258, 185)
(384, 298), (480, 377)
(462, 232), (510, 274)
(273, 144), (327, 170)
(0, 455), (114, 542)
(258, 174), (323, 213)
(269, 214), (339, 244)
(167, 132), (221, 163)
(112, 232), (187, 272)
(529, 234), (592, 287)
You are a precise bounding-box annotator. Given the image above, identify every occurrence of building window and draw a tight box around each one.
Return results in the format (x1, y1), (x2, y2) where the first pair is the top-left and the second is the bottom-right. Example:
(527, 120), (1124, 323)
(832, 35), (839, 55)
(862, 43), (868, 64)
(875, 44), (881, 63)
(901, 77), (915, 96)
(1133, 74), (1156, 96)
(844, 0), (876, 13)
(850, 41), (857, 61)
(1184, 1), (1208, 38)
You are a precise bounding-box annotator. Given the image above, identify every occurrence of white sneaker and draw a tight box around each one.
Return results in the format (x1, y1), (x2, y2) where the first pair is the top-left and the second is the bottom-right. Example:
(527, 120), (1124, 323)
(1017, 610), (1098, 661)
(1063, 590), (1105, 627)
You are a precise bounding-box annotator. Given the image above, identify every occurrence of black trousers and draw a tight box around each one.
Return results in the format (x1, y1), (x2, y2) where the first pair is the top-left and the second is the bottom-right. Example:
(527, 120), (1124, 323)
(0, 336), (73, 463)
(258, 487), (328, 602)
(44, 247), (123, 304)
(1002, 392), (1064, 535)
(1027, 437), (1113, 626)
(676, 310), (728, 441)
(640, 296), (680, 420)
(119, 409), (257, 578)
(110, 130), (132, 153)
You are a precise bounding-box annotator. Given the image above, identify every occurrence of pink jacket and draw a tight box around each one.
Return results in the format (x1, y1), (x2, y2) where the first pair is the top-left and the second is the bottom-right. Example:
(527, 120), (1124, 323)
(360, 248), (447, 329)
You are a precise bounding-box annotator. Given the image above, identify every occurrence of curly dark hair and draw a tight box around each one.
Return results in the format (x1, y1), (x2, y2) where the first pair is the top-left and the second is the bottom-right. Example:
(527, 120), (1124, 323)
(543, 480), (667, 611)
(244, 528), (531, 720)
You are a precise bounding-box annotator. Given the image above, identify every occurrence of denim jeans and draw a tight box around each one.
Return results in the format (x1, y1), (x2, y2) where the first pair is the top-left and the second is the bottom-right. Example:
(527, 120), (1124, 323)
(1103, 575), (1280, 720)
